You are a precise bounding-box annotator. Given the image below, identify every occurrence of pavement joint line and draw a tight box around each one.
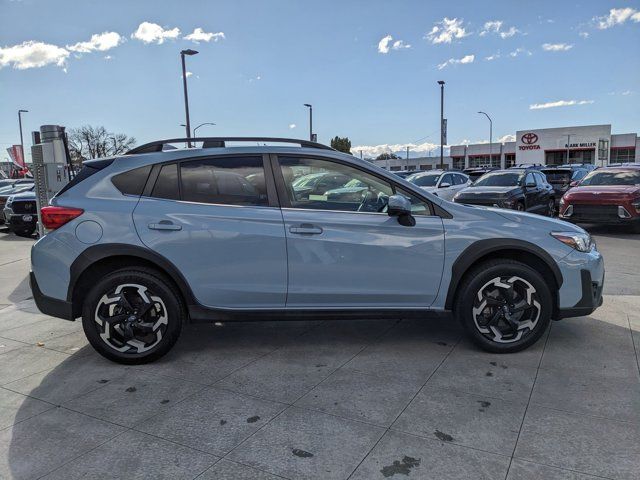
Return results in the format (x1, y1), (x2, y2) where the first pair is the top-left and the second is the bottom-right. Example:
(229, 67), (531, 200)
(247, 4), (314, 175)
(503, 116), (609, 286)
(211, 317), (401, 472)
(0, 258), (28, 268)
(527, 401), (640, 426)
(504, 322), (552, 480)
(194, 457), (293, 480)
(33, 428), (133, 480)
(627, 313), (640, 377)
(508, 457), (618, 480)
(345, 328), (462, 480)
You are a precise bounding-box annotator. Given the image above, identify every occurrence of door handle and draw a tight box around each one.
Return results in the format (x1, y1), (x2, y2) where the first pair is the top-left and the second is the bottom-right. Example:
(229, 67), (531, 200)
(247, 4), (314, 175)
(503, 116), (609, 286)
(148, 221), (182, 231)
(289, 224), (323, 235)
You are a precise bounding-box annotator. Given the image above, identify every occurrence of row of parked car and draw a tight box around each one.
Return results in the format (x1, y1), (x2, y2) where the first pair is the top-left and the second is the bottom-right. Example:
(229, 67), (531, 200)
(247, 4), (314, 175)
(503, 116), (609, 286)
(397, 162), (640, 230)
(0, 178), (38, 237)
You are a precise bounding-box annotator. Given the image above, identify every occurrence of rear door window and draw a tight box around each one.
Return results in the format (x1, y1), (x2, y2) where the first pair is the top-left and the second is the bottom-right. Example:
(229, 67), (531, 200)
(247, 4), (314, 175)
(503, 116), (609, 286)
(180, 156), (268, 206)
(151, 164), (179, 200)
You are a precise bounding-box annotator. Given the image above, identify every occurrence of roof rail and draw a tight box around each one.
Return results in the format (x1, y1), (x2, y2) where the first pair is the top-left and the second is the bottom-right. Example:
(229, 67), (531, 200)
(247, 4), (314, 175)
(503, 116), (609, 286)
(125, 137), (335, 155)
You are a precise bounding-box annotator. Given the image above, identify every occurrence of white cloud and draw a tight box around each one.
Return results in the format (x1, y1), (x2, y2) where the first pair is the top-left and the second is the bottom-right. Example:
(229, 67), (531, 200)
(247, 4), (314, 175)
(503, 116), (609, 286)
(485, 52), (500, 61)
(509, 47), (532, 57)
(500, 26), (519, 38)
(350, 141), (441, 158)
(0, 40), (69, 69)
(529, 99), (594, 110)
(185, 71), (192, 78)
(289, 124), (296, 129)
(425, 17), (468, 44)
(479, 20), (502, 36)
(104, 55), (113, 60)
(542, 43), (573, 51)
(594, 7), (640, 29)
(480, 20), (519, 38)
(183, 28), (225, 43)
(579, 31), (590, 38)
(67, 31), (123, 53)
(377, 35), (410, 53)
(248, 75), (261, 82)
(131, 22), (180, 44)
(498, 134), (516, 143)
(622, 90), (634, 95)
(437, 54), (474, 70)
(377, 35), (393, 53)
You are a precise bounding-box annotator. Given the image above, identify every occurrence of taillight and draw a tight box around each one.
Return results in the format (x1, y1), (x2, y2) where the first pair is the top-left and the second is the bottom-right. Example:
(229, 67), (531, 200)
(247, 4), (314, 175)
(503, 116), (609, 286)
(40, 206), (84, 230)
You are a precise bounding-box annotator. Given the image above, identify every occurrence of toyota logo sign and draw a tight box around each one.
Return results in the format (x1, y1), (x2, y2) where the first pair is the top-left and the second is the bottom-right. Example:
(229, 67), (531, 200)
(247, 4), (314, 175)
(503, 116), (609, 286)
(521, 133), (538, 144)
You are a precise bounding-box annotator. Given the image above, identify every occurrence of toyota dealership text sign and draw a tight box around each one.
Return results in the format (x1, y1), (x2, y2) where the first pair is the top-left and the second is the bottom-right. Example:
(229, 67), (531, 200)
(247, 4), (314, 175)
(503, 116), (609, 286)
(519, 133), (540, 150)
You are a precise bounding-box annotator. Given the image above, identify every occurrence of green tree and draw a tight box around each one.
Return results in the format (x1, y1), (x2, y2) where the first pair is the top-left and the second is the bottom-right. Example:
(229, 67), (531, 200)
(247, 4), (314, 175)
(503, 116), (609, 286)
(330, 136), (352, 154)
(375, 152), (401, 160)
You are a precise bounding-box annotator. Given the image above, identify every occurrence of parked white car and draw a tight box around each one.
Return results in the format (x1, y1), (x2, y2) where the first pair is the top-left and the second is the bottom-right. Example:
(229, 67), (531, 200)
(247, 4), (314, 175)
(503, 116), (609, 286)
(406, 170), (472, 201)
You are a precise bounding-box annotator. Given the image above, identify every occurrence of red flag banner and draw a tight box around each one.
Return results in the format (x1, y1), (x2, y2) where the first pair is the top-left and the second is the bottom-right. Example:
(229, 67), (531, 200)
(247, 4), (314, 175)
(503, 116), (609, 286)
(6, 145), (25, 167)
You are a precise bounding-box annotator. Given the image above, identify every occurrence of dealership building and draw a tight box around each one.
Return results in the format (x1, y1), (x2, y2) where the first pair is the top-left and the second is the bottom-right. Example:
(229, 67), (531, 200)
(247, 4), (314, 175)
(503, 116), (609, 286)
(375, 124), (639, 172)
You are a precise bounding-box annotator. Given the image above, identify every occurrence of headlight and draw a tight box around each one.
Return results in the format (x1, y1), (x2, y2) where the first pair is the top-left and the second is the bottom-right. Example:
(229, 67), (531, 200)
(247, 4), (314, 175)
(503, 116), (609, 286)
(550, 231), (593, 252)
(5, 196), (13, 207)
(632, 198), (640, 214)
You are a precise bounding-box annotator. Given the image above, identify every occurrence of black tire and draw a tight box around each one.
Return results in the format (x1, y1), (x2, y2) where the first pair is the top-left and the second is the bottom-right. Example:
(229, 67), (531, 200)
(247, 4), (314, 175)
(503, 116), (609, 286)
(82, 267), (184, 364)
(547, 198), (555, 217)
(515, 201), (525, 212)
(14, 227), (36, 237)
(455, 259), (552, 353)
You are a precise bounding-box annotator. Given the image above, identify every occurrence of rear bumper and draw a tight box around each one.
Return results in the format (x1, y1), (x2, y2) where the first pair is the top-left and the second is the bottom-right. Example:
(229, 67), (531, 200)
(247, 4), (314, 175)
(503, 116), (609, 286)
(556, 269), (604, 319)
(30, 272), (75, 321)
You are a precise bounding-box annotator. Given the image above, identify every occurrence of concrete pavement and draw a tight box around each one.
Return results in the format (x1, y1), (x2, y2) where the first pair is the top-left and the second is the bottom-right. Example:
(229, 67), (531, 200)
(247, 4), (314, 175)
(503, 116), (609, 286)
(0, 226), (639, 479)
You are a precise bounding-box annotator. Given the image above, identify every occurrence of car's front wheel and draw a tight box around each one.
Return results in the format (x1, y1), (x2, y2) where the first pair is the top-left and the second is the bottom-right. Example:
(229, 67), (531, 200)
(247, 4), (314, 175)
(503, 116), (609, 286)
(82, 268), (184, 364)
(456, 259), (552, 353)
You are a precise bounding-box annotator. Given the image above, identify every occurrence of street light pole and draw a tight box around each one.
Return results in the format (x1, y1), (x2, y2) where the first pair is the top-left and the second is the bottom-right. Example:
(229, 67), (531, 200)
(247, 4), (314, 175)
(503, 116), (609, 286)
(180, 49), (198, 147)
(566, 134), (572, 165)
(478, 111), (492, 167)
(303, 104), (313, 141)
(18, 109), (28, 165)
(193, 122), (216, 137)
(437, 81), (445, 169)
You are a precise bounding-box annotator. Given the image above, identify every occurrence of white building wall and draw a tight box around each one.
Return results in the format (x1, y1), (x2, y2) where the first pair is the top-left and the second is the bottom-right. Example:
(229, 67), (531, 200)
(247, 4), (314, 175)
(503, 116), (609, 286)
(515, 124), (612, 166)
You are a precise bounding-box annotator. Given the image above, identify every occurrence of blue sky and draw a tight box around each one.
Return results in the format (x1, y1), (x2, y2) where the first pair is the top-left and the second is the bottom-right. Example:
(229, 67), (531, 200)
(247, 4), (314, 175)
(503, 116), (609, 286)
(1, 0), (639, 159)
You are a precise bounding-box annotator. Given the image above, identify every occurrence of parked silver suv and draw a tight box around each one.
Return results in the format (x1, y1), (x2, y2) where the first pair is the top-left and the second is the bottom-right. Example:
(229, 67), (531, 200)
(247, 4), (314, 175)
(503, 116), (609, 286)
(30, 137), (604, 364)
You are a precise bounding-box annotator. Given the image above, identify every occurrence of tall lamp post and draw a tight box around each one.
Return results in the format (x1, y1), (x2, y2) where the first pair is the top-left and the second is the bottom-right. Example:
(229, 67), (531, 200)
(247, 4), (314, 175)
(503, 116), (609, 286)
(18, 109), (28, 166)
(180, 49), (198, 147)
(193, 122), (216, 137)
(303, 104), (313, 141)
(437, 81), (445, 169)
(478, 111), (492, 167)
(566, 133), (573, 165)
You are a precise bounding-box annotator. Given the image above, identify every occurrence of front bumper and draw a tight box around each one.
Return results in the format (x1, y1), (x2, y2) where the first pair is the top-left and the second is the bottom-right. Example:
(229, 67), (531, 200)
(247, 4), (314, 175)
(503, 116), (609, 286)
(30, 272), (75, 321)
(7, 213), (37, 230)
(555, 247), (605, 319)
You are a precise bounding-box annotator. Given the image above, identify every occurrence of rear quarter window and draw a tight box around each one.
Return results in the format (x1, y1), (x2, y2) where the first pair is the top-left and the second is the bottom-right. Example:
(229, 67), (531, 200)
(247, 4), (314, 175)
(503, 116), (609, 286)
(112, 165), (152, 196)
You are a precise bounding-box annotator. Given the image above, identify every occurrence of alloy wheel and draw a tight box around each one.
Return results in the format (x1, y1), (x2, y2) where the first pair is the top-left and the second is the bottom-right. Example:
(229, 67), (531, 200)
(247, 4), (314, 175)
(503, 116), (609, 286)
(472, 276), (541, 344)
(94, 283), (168, 354)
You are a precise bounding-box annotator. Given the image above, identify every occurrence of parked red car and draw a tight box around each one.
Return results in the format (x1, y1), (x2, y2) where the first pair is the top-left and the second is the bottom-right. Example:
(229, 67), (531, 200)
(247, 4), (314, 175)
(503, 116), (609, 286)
(559, 166), (640, 231)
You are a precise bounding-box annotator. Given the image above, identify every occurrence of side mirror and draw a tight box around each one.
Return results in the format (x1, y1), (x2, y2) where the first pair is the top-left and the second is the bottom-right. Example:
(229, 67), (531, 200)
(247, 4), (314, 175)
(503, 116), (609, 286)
(387, 194), (416, 226)
(387, 194), (412, 216)
(439, 182), (451, 189)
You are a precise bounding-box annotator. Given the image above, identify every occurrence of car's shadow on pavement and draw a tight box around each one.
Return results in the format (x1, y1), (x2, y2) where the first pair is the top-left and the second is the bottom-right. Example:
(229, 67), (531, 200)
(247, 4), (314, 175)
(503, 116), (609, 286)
(4, 307), (640, 480)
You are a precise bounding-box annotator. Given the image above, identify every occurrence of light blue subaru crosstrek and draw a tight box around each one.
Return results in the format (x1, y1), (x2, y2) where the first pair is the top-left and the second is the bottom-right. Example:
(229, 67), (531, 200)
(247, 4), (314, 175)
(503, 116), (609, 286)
(30, 137), (604, 364)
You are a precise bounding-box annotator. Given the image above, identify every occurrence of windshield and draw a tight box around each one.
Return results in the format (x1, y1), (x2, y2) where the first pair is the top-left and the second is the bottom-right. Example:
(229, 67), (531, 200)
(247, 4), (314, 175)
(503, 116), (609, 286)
(579, 170), (640, 186)
(473, 172), (522, 187)
(541, 170), (572, 183)
(342, 179), (366, 188)
(407, 173), (440, 187)
(292, 173), (324, 188)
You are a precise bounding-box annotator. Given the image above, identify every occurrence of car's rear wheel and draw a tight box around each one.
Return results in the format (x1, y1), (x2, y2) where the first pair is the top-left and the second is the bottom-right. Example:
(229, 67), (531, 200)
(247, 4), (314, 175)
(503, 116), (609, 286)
(82, 268), (184, 364)
(456, 259), (552, 353)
